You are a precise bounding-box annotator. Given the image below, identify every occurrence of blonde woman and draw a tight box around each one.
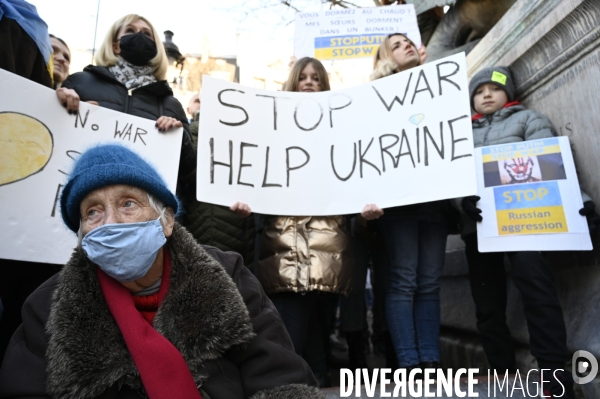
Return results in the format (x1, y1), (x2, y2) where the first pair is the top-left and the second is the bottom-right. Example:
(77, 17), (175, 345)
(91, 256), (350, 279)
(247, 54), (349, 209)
(55, 14), (195, 183)
(363, 34), (448, 373)
(255, 57), (354, 386)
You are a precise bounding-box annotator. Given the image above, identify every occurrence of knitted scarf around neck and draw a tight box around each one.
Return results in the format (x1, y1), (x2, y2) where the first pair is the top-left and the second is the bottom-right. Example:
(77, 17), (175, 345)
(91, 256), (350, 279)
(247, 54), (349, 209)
(97, 249), (202, 399)
(108, 57), (157, 90)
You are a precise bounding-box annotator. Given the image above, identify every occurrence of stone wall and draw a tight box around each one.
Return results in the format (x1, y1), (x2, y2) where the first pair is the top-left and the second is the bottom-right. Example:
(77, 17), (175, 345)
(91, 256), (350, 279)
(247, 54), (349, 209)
(440, 1), (600, 397)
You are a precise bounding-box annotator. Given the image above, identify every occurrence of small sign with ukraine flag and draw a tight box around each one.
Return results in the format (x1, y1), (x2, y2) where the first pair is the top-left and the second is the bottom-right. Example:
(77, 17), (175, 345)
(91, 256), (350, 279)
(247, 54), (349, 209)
(493, 181), (568, 235)
(474, 136), (592, 252)
(294, 5), (421, 61)
(314, 34), (388, 60)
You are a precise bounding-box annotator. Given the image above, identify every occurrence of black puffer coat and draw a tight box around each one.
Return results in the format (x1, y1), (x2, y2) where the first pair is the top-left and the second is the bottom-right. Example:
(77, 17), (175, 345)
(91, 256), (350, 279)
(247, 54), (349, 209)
(61, 65), (196, 187)
(184, 119), (256, 271)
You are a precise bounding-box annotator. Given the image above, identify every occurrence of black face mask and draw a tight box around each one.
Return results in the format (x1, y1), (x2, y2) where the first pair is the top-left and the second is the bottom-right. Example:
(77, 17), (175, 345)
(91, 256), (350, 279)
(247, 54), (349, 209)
(118, 31), (157, 66)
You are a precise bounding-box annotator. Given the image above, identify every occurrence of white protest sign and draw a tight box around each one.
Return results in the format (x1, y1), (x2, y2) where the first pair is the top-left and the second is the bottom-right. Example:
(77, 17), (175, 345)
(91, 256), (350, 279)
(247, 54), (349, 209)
(475, 137), (592, 252)
(0, 69), (183, 265)
(294, 4), (421, 61)
(197, 52), (476, 215)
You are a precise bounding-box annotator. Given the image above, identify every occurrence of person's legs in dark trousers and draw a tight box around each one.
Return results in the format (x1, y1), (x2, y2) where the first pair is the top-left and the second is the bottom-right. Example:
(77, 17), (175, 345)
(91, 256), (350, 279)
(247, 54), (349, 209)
(340, 235), (369, 369)
(270, 291), (330, 386)
(507, 251), (570, 394)
(379, 219), (420, 367)
(269, 292), (317, 356)
(369, 238), (397, 368)
(0, 18), (52, 87)
(463, 233), (516, 370)
(413, 222), (447, 364)
(309, 293), (340, 385)
(302, 299), (328, 376)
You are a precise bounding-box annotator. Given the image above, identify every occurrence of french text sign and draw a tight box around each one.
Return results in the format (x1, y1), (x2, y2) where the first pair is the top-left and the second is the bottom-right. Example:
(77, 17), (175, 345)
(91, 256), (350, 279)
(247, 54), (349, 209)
(0, 69), (183, 264)
(294, 5), (421, 60)
(476, 137), (592, 251)
(197, 53), (476, 216)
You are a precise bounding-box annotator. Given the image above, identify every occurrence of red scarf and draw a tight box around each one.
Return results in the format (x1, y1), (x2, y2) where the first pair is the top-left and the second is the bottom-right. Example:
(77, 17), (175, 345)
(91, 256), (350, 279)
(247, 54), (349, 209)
(97, 249), (202, 399)
(472, 100), (520, 121)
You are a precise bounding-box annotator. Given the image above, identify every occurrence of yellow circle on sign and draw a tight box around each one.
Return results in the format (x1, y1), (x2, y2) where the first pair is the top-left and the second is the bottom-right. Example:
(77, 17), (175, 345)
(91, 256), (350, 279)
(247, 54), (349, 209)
(0, 112), (53, 186)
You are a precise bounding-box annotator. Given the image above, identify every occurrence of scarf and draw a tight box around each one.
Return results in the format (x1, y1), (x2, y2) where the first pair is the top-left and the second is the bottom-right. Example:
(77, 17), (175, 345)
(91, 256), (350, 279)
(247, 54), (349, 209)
(108, 57), (157, 90)
(472, 101), (521, 121)
(97, 249), (202, 399)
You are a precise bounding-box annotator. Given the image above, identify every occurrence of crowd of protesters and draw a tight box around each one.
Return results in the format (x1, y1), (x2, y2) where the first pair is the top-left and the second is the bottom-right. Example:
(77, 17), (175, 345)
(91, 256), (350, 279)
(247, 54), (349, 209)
(0, 1), (598, 398)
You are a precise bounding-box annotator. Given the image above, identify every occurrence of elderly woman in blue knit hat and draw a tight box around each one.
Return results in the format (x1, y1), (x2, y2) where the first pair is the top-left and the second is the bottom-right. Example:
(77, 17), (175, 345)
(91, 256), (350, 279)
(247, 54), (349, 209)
(0, 144), (321, 399)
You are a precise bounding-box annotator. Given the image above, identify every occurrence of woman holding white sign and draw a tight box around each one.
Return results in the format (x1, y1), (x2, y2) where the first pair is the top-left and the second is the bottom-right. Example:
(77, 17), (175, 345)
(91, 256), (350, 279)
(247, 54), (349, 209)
(364, 34), (449, 373)
(54, 14), (196, 189)
(256, 57), (355, 386)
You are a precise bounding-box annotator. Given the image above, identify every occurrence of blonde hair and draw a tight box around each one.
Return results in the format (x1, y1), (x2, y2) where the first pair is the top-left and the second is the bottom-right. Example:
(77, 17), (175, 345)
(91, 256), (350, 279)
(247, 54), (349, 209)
(95, 14), (168, 80)
(373, 33), (419, 70)
(283, 57), (330, 92)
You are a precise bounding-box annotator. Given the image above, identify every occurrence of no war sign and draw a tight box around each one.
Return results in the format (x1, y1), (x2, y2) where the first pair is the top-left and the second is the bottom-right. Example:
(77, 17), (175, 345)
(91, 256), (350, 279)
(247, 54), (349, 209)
(197, 53), (477, 216)
(0, 69), (182, 264)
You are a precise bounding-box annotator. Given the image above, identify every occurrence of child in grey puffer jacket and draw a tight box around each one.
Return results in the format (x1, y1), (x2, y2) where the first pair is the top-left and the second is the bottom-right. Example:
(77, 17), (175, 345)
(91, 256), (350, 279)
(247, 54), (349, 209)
(456, 66), (599, 399)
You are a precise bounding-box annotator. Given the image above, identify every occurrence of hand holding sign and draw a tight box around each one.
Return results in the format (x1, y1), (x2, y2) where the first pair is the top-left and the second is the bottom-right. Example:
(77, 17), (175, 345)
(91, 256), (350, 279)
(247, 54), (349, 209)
(579, 201), (600, 234)
(361, 204), (384, 221)
(155, 116), (182, 132)
(230, 202), (252, 218)
(462, 196), (482, 222)
(56, 87), (80, 114)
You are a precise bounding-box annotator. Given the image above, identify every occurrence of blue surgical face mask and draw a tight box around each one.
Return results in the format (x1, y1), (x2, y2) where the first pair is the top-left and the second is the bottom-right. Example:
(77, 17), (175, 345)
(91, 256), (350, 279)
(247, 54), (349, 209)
(81, 218), (167, 282)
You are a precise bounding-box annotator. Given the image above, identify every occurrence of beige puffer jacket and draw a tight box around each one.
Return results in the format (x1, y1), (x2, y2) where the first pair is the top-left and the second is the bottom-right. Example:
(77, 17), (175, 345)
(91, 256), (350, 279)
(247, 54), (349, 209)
(257, 216), (354, 296)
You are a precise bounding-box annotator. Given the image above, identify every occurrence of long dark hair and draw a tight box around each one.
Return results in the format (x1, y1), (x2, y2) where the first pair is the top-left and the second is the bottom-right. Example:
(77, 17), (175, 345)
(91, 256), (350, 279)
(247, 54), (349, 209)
(283, 57), (331, 92)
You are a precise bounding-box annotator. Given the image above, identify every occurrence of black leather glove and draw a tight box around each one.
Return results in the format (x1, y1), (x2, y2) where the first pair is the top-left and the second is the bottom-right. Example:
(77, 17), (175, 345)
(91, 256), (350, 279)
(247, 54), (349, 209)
(579, 201), (600, 234)
(462, 196), (482, 222)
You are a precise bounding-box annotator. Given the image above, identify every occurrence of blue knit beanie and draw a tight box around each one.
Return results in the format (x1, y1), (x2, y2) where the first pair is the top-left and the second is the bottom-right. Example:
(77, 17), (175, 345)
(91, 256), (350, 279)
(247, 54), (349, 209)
(60, 144), (180, 232)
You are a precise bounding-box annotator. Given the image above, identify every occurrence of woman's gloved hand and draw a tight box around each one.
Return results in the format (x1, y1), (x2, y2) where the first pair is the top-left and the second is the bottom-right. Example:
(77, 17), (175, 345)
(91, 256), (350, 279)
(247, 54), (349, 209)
(579, 201), (600, 234)
(462, 195), (482, 222)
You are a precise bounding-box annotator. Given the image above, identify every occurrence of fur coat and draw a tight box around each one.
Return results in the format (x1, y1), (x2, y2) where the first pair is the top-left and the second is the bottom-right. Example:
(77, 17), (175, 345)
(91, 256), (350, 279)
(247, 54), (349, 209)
(0, 224), (322, 399)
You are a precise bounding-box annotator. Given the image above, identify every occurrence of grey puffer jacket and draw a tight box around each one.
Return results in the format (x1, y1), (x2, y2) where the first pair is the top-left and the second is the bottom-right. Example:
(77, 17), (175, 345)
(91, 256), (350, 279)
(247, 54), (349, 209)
(454, 104), (591, 237)
(472, 104), (554, 147)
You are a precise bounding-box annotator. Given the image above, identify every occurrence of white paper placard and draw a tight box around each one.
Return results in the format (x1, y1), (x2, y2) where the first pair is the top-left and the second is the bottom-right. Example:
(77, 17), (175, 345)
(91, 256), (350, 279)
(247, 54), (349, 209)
(0, 69), (183, 265)
(475, 136), (592, 252)
(197, 53), (476, 216)
(294, 4), (421, 60)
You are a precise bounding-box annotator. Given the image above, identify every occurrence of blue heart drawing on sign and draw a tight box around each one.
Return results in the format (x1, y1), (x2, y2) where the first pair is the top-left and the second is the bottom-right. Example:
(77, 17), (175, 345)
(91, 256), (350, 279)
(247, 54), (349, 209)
(409, 114), (425, 125)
